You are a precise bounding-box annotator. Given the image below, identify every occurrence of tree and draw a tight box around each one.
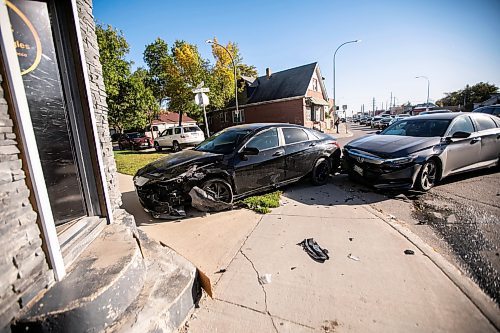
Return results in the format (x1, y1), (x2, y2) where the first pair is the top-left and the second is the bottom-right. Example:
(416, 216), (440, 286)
(142, 37), (258, 121)
(437, 82), (498, 112)
(96, 24), (158, 132)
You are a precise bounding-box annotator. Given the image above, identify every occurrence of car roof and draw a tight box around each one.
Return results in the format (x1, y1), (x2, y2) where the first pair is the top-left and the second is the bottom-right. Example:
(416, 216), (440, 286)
(228, 123), (308, 131)
(413, 112), (463, 120)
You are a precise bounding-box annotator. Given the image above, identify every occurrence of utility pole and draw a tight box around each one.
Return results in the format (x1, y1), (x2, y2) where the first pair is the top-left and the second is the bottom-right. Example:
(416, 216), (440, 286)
(372, 98), (376, 116)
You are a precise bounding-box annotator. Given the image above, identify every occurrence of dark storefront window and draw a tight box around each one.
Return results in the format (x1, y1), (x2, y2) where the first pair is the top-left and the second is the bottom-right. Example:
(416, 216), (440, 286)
(7, 0), (99, 225)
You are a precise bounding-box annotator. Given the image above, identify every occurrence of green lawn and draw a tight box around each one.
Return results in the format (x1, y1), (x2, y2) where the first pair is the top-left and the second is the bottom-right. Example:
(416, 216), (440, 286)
(114, 150), (167, 176)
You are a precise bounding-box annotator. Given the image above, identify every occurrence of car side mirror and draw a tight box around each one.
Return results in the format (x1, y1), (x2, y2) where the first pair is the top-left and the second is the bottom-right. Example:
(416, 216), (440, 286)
(451, 131), (471, 139)
(241, 147), (259, 156)
(375, 130), (381, 134)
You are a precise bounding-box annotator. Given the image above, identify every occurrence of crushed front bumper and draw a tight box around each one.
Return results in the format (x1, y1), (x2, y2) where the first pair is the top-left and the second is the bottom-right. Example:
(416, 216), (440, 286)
(342, 150), (421, 190)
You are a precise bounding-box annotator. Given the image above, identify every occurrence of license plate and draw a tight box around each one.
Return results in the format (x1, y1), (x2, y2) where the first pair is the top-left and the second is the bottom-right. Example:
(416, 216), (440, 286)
(353, 164), (363, 176)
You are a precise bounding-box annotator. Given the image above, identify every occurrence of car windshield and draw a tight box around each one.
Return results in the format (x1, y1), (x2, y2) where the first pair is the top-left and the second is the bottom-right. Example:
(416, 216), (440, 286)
(381, 119), (452, 137)
(127, 132), (145, 139)
(183, 126), (201, 133)
(195, 128), (252, 154)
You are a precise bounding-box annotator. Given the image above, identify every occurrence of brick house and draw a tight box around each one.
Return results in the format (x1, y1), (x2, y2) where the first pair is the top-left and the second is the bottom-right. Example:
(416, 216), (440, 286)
(207, 62), (332, 133)
(0, 1), (197, 332)
(147, 112), (197, 139)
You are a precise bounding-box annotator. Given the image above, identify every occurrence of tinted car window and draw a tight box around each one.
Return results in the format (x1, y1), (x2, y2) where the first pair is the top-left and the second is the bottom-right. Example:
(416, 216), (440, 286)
(127, 132), (144, 139)
(475, 115), (498, 131)
(183, 126), (201, 133)
(174, 128), (181, 134)
(195, 128), (252, 154)
(382, 119), (451, 137)
(247, 128), (279, 150)
(282, 128), (309, 144)
(166, 128), (173, 135)
(448, 116), (475, 135)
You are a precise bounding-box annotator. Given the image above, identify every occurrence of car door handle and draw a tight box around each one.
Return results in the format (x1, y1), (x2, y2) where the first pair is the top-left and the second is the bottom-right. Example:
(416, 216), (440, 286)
(309, 142), (316, 147)
(273, 151), (284, 156)
(470, 137), (481, 144)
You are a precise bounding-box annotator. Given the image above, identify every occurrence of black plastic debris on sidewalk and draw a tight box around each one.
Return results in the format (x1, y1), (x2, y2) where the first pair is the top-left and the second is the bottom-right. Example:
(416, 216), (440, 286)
(404, 249), (415, 255)
(189, 186), (233, 212)
(297, 238), (330, 263)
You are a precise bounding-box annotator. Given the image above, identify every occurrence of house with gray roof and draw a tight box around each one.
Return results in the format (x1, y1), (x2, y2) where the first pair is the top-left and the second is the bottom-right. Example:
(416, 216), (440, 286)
(207, 62), (333, 133)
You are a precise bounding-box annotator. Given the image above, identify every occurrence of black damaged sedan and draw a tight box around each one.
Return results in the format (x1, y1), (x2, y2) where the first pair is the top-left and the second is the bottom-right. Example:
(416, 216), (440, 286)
(343, 113), (500, 191)
(134, 123), (341, 216)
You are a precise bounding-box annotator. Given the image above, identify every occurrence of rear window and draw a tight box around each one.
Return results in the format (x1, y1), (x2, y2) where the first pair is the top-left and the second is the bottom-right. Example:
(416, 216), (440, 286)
(183, 126), (201, 133)
(282, 128), (309, 144)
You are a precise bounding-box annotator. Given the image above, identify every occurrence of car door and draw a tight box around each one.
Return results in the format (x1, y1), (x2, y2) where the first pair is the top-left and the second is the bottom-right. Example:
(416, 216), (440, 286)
(442, 115), (481, 175)
(472, 114), (500, 164)
(282, 127), (318, 180)
(159, 128), (173, 147)
(232, 128), (286, 195)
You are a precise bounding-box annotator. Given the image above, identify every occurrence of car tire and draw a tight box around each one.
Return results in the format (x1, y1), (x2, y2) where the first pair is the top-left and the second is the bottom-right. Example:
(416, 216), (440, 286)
(172, 141), (181, 152)
(201, 178), (234, 203)
(154, 142), (162, 152)
(415, 159), (439, 191)
(311, 157), (331, 186)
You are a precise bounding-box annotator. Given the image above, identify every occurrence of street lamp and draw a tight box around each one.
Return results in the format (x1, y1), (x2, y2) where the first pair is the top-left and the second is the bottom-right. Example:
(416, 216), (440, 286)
(415, 76), (430, 111)
(206, 39), (239, 117)
(333, 40), (361, 117)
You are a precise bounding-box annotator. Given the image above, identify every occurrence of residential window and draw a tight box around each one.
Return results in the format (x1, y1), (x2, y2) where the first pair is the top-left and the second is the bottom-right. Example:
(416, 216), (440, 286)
(305, 106), (311, 121)
(311, 106), (316, 121)
(224, 112), (228, 123)
(312, 78), (318, 91)
(233, 109), (245, 123)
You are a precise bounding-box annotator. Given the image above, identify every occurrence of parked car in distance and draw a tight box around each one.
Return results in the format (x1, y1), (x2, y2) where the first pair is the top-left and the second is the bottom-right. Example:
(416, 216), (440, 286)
(134, 123), (342, 216)
(473, 105), (500, 117)
(418, 109), (452, 115)
(376, 117), (393, 130)
(389, 114), (411, 125)
(117, 132), (153, 150)
(343, 112), (500, 191)
(370, 116), (383, 128)
(154, 125), (205, 152)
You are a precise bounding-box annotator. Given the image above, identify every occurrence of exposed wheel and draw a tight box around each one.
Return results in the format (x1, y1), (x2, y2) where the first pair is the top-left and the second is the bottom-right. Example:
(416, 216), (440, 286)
(415, 159), (438, 191)
(154, 142), (162, 152)
(311, 157), (331, 185)
(201, 178), (233, 203)
(172, 141), (181, 152)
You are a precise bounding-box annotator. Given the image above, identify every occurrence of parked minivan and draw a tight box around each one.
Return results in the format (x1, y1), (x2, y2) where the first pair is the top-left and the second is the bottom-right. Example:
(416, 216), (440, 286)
(154, 125), (205, 152)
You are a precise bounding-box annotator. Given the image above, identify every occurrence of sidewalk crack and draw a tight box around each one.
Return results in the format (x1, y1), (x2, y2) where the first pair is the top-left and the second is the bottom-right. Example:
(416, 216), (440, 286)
(240, 249), (279, 333)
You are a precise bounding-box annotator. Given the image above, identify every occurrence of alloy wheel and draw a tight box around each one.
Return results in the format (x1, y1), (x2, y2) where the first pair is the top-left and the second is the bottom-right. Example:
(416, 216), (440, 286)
(419, 160), (437, 191)
(202, 179), (233, 203)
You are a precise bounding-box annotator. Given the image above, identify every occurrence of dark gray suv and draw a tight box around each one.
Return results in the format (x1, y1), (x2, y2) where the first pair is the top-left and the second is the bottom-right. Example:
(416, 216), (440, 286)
(473, 105), (500, 117)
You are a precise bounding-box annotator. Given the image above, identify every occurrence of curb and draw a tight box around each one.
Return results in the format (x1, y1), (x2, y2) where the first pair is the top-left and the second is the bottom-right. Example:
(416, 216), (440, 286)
(362, 204), (500, 331)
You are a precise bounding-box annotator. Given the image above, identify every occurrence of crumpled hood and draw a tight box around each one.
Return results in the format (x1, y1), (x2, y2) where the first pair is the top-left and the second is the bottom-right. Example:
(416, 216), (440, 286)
(136, 149), (223, 178)
(345, 135), (441, 157)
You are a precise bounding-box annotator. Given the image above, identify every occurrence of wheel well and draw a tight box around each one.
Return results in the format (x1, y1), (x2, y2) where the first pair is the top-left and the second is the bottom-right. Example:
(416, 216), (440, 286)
(427, 156), (443, 181)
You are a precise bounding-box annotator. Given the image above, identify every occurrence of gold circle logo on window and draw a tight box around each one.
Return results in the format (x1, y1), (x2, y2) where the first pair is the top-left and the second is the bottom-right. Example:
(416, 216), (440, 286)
(6, 1), (42, 75)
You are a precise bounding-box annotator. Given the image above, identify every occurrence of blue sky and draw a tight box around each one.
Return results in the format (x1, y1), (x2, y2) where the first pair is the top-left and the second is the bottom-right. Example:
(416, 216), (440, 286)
(94, 0), (500, 115)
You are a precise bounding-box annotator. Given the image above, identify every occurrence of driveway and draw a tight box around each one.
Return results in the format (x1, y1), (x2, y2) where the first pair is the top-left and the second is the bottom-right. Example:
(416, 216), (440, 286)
(118, 173), (499, 332)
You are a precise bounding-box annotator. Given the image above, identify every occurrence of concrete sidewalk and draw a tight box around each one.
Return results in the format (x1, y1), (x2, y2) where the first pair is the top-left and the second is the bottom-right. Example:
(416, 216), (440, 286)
(183, 183), (498, 332)
(118, 173), (499, 332)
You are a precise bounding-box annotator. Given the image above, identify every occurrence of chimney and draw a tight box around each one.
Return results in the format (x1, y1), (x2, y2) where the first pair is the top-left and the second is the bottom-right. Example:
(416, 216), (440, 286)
(266, 67), (271, 79)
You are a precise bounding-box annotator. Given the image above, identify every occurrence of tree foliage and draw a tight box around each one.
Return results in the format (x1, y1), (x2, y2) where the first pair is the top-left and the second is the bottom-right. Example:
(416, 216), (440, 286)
(143, 37), (258, 121)
(96, 24), (157, 132)
(437, 82), (498, 112)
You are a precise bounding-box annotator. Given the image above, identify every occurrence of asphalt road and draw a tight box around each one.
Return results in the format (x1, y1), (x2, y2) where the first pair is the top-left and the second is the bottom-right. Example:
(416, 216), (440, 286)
(336, 122), (500, 305)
